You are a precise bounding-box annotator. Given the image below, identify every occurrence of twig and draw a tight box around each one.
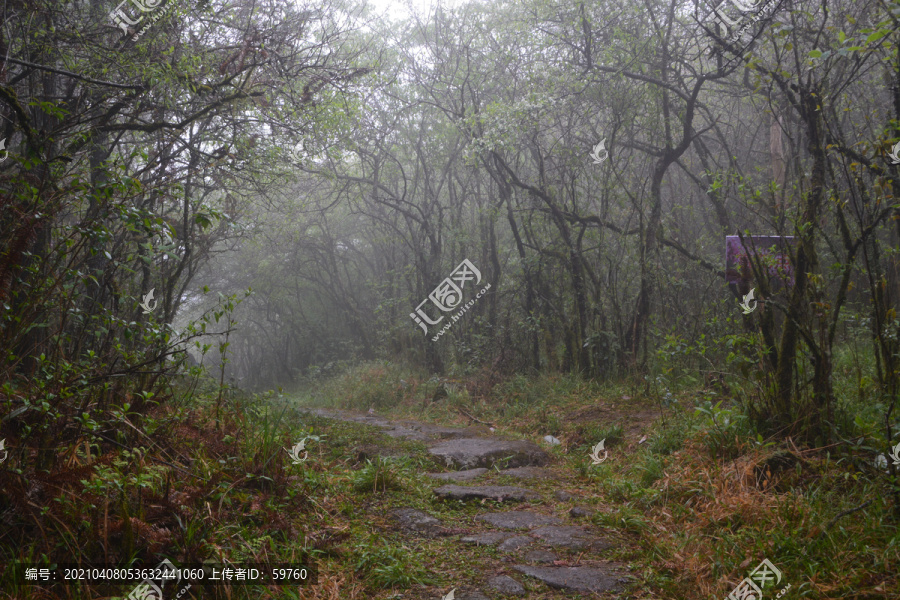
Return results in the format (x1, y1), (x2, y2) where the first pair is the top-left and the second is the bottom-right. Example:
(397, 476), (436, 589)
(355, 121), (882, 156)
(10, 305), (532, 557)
(5, 57), (146, 89)
(824, 499), (873, 531)
(456, 407), (494, 428)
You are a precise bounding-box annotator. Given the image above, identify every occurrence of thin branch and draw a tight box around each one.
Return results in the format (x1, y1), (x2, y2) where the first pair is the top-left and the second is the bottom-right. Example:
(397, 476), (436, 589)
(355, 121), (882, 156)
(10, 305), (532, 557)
(5, 57), (147, 90)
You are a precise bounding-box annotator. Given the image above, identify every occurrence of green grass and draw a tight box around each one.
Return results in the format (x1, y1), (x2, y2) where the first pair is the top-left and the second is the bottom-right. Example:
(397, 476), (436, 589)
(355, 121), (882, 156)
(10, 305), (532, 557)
(586, 422), (624, 446)
(353, 537), (433, 588)
(352, 457), (404, 493)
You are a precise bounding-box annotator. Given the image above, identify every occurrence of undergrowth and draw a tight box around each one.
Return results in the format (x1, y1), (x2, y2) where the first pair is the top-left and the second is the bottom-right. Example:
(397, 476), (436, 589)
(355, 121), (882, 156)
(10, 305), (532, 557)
(288, 363), (899, 599)
(1, 363), (897, 599)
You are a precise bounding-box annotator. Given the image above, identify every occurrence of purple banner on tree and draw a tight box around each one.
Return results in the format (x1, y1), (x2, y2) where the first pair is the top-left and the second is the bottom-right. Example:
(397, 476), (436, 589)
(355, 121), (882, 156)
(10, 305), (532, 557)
(725, 235), (795, 287)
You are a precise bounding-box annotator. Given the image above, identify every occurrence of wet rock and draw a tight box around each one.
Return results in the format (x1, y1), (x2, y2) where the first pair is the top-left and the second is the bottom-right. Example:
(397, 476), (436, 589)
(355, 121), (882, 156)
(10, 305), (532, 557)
(433, 485), (539, 502)
(382, 426), (430, 441)
(523, 550), (559, 563)
(462, 424), (495, 437)
(498, 466), (558, 479)
(459, 532), (511, 546)
(304, 408), (393, 428)
(498, 535), (533, 553)
(455, 591), (490, 600)
(429, 438), (550, 470)
(390, 508), (449, 538)
(569, 506), (595, 518)
(305, 409), (472, 441)
(398, 421), (472, 440)
(427, 468), (489, 482)
(553, 490), (573, 502)
(487, 575), (525, 595)
(513, 565), (621, 593)
(477, 511), (562, 530)
(530, 526), (610, 551)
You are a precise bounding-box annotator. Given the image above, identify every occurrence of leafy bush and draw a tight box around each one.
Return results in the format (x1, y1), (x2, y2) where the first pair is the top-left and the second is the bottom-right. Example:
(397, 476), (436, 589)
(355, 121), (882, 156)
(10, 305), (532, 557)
(694, 400), (755, 459)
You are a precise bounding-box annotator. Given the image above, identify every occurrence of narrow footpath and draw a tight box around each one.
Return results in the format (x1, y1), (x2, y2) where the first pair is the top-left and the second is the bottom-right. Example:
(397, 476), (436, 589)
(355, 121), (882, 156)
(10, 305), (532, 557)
(304, 408), (632, 598)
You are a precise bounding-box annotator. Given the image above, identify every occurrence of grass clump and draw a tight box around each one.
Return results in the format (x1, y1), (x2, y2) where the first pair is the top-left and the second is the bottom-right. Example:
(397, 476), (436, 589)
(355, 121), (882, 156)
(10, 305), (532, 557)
(648, 423), (686, 455)
(634, 453), (666, 487)
(353, 538), (431, 588)
(352, 457), (403, 493)
(587, 422), (624, 446)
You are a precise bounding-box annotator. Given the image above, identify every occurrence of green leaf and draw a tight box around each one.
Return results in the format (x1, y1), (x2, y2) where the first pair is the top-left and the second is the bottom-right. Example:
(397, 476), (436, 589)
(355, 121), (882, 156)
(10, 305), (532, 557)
(867, 29), (889, 43)
(194, 213), (212, 228)
(808, 50), (823, 58)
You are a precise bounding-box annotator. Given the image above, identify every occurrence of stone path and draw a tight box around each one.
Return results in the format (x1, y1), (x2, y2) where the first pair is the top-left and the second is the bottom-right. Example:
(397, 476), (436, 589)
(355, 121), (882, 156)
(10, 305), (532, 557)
(305, 408), (629, 597)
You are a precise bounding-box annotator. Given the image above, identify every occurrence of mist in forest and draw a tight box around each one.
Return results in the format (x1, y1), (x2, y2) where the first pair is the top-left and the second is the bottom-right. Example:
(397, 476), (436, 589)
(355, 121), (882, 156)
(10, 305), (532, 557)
(1, 0), (900, 595)
(1, 0), (898, 426)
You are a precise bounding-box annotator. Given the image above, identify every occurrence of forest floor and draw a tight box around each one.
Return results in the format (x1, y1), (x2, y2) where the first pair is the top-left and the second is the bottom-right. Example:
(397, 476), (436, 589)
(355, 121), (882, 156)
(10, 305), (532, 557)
(4, 368), (896, 600)
(281, 366), (896, 600)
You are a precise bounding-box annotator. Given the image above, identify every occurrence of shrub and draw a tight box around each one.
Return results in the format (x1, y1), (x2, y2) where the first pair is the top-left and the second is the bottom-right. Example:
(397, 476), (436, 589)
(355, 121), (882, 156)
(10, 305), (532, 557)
(694, 400), (755, 459)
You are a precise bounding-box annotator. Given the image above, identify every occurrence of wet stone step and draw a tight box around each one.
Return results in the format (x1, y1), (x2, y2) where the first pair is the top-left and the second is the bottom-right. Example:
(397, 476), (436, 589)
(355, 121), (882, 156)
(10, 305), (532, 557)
(302, 408), (474, 441)
(530, 525), (612, 551)
(523, 550), (559, 563)
(497, 466), (558, 479)
(433, 485), (539, 502)
(429, 438), (550, 470)
(454, 590), (490, 600)
(426, 468), (489, 482)
(487, 574), (526, 596)
(513, 565), (622, 593)
(460, 532), (511, 546)
(383, 422), (473, 441)
(390, 508), (451, 538)
(498, 535), (533, 553)
(476, 511), (562, 530)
